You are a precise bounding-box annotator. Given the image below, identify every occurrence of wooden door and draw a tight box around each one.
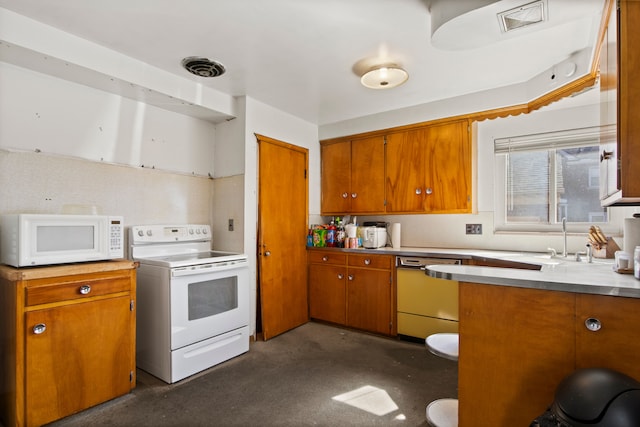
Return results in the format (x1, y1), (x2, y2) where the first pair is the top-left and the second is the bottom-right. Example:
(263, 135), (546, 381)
(386, 128), (427, 212)
(25, 296), (133, 426)
(257, 134), (309, 340)
(321, 140), (351, 214)
(350, 136), (386, 213)
(576, 294), (640, 380)
(424, 120), (472, 213)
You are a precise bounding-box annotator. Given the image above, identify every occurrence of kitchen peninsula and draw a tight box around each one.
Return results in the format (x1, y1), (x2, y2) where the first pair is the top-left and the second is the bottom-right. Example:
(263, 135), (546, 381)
(426, 261), (640, 426)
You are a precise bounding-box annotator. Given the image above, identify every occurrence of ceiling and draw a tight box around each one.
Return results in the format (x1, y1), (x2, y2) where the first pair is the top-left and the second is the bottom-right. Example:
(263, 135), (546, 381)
(0, 0), (605, 126)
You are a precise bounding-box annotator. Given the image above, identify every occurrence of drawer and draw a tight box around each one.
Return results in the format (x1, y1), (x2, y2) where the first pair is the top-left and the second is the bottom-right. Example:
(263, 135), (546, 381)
(348, 254), (392, 270)
(26, 274), (132, 306)
(307, 251), (347, 266)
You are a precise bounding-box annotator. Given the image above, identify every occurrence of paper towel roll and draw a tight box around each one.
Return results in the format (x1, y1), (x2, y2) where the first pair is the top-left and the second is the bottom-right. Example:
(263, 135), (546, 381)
(623, 218), (640, 253)
(391, 223), (401, 249)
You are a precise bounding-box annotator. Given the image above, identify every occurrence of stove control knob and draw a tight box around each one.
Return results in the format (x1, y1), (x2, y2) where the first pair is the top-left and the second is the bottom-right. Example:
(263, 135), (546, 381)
(202, 228), (208, 234)
(137, 230), (144, 237)
(196, 228), (201, 234)
(146, 230), (152, 236)
(189, 229), (194, 234)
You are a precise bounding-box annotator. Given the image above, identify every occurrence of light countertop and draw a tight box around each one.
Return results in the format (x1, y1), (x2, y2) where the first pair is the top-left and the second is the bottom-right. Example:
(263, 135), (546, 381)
(307, 246), (640, 298)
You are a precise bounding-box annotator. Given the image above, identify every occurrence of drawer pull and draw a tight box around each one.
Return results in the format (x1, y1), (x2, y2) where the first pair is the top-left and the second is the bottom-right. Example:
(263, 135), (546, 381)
(322, 256), (329, 262)
(337, 274), (344, 280)
(585, 317), (602, 332)
(342, 192), (349, 199)
(348, 275), (354, 281)
(33, 323), (47, 335)
(79, 285), (92, 295)
(364, 259), (371, 265)
(425, 187), (433, 195)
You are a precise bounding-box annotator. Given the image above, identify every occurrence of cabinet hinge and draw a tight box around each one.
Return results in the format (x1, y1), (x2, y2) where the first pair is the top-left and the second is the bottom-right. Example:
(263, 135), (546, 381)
(130, 300), (135, 311)
(304, 169), (307, 179)
(130, 371), (134, 382)
(383, 136), (387, 145)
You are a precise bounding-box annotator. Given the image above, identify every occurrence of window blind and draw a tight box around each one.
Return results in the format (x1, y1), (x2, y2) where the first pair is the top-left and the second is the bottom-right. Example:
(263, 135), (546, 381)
(494, 124), (616, 154)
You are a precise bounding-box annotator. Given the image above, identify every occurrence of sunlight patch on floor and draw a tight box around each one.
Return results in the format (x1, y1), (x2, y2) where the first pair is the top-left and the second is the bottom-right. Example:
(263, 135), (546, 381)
(332, 385), (401, 417)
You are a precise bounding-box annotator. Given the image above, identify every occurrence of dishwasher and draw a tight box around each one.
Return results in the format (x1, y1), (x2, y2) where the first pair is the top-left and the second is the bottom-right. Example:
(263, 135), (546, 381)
(396, 256), (461, 340)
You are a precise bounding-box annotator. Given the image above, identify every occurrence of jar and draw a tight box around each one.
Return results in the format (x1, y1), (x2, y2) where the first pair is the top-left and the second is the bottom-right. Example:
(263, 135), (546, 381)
(634, 246), (640, 280)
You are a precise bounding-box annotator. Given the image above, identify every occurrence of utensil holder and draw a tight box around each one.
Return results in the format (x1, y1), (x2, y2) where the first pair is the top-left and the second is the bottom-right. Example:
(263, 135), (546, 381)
(593, 237), (620, 259)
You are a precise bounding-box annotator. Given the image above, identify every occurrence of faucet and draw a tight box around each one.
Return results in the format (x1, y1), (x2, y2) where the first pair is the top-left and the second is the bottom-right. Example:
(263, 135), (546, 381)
(547, 248), (557, 258)
(562, 217), (567, 258)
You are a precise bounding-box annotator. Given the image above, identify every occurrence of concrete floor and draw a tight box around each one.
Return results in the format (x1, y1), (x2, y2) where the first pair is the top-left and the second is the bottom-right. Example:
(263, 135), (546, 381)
(47, 322), (458, 426)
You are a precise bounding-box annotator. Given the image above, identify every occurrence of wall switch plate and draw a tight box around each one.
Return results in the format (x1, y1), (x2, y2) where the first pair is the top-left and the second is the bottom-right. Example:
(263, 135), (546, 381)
(228, 219), (234, 231)
(466, 224), (482, 235)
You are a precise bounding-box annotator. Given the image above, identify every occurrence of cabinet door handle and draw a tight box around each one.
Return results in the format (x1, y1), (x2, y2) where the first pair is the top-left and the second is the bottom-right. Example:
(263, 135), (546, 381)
(425, 187), (433, 195)
(364, 259), (371, 265)
(585, 317), (602, 332)
(600, 150), (614, 162)
(337, 273), (344, 279)
(342, 192), (349, 199)
(351, 193), (357, 199)
(33, 323), (47, 335)
(322, 256), (328, 262)
(415, 188), (422, 195)
(348, 275), (354, 281)
(79, 285), (92, 295)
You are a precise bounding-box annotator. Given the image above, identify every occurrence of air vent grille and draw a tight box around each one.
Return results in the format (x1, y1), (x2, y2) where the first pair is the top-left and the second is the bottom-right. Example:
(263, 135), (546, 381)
(181, 57), (226, 78)
(498, 0), (546, 33)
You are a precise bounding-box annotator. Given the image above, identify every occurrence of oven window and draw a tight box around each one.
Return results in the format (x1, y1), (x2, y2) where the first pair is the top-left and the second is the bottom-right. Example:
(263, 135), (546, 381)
(188, 276), (238, 321)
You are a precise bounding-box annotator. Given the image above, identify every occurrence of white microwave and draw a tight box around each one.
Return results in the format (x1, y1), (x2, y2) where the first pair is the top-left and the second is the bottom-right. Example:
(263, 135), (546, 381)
(0, 214), (124, 267)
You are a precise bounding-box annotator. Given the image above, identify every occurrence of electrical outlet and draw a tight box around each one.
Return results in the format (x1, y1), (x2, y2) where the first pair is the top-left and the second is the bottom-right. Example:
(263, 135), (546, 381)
(466, 224), (482, 235)
(228, 219), (234, 231)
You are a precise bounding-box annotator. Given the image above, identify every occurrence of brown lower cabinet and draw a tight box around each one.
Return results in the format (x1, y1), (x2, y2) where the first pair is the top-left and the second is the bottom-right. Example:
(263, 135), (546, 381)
(308, 250), (395, 336)
(0, 260), (137, 427)
(458, 281), (640, 427)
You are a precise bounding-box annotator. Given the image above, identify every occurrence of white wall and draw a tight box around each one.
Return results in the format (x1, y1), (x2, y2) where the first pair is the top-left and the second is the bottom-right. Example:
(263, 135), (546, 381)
(241, 96), (319, 337)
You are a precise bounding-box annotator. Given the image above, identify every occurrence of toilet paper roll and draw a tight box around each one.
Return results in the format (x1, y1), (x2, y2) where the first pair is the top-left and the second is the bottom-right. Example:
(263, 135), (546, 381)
(391, 223), (401, 249)
(623, 218), (640, 253)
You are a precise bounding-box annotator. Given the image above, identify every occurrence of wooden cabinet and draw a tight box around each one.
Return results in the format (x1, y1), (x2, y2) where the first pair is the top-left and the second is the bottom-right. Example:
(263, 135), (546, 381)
(0, 261), (137, 427)
(600, 0), (640, 205)
(307, 250), (394, 336)
(321, 135), (386, 215)
(458, 282), (640, 427)
(386, 120), (472, 213)
(308, 251), (347, 325)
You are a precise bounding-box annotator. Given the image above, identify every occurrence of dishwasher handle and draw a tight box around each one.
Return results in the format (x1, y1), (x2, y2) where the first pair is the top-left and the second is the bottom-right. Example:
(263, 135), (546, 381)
(397, 256), (461, 269)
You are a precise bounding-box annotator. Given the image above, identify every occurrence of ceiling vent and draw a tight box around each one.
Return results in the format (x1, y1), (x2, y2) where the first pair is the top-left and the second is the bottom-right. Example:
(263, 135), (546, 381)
(498, 0), (546, 33)
(181, 57), (226, 78)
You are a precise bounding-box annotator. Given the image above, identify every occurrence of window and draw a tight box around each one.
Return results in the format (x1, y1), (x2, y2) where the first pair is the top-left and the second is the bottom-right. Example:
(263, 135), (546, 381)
(494, 126), (611, 232)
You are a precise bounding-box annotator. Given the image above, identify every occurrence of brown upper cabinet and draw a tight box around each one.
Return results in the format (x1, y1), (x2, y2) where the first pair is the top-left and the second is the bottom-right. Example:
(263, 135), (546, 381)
(321, 135), (386, 215)
(386, 119), (472, 214)
(600, 0), (640, 206)
(320, 119), (472, 215)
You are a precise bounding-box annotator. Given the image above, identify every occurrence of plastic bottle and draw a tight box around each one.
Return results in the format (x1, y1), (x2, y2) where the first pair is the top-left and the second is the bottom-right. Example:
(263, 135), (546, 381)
(336, 217), (346, 248)
(307, 228), (314, 247)
(326, 218), (336, 247)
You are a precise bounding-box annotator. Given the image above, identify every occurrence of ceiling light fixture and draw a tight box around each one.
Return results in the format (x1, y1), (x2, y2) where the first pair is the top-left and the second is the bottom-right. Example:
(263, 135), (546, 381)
(360, 65), (408, 90)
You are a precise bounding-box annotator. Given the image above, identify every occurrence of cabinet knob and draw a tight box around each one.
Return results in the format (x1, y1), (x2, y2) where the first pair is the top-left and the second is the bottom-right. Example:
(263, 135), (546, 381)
(585, 317), (602, 332)
(322, 256), (328, 262)
(415, 188), (422, 195)
(337, 273), (344, 280)
(600, 150), (614, 162)
(342, 192), (349, 199)
(364, 259), (371, 265)
(33, 323), (47, 335)
(79, 285), (92, 295)
(348, 275), (354, 281)
(425, 187), (433, 195)
(351, 193), (357, 199)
